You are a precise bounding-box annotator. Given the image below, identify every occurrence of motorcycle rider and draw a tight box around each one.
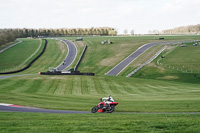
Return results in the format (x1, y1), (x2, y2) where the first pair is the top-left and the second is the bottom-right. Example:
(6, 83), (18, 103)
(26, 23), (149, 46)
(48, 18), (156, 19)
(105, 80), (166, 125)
(101, 96), (114, 107)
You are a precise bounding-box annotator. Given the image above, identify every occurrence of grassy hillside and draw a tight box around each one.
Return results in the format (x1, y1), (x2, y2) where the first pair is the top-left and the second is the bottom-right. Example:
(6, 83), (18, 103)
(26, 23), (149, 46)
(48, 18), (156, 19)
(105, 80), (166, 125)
(0, 38), (42, 72)
(0, 75), (200, 112)
(64, 35), (200, 76)
(0, 39), (18, 51)
(64, 36), (161, 75)
(1, 35), (200, 132)
(133, 41), (200, 83)
(16, 39), (67, 74)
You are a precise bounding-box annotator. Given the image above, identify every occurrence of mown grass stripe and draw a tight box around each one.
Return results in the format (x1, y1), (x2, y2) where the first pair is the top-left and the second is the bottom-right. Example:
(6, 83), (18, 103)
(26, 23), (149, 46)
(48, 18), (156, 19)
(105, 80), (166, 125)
(94, 78), (105, 94)
(72, 76), (82, 95)
(54, 79), (65, 95)
(11, 80), (33, 93)
(81, 77), (88, 94)
(120, 82), (141, 95)
(24, 79), (43, 94)
(86, 77), (98, 95)
(99, 79), (113, 94)
(36, 78), (53, 94)
(64, 76), (73, 95)
(0, 79), (21, 92)
(47, 80), (60, 94)
(105, 79), (122, 94)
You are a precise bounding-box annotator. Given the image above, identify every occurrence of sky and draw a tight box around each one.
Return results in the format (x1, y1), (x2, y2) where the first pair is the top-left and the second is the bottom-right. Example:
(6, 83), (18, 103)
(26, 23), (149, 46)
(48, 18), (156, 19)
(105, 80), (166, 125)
(0, 0), (200, 34)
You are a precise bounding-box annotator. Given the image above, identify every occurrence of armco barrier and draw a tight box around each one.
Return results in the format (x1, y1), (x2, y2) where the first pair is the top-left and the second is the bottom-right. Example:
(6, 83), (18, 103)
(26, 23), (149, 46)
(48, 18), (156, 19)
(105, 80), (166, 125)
(0, 39), (47, 74)
(39, 71), (95, 76)
(74, 45), (87, 71)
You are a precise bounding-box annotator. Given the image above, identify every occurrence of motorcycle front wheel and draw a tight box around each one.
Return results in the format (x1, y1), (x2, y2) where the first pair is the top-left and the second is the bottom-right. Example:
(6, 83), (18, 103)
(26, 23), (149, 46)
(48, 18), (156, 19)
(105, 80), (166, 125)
(91, 106), (98, 113)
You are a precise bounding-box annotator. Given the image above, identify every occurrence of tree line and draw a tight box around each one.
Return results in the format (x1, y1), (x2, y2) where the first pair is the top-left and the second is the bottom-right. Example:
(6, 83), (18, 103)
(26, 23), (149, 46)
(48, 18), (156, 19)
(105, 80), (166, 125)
(163, 24), (200, 34)
(0, 27), (117, 46)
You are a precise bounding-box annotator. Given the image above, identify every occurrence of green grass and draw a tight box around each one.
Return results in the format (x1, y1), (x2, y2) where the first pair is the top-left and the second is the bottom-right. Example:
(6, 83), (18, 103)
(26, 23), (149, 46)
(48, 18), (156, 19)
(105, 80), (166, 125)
(0, 38), (67, 74)
(160, 42), (200, 72)
(133, 41), (200, 83)
(0, 39), (19, 51)
(1, 35), (200, 132)
(64, 35), (200, 75)
(65, 36), (159, 75)
(0, 75), (200, 112)
(16, 39), (68, 74)
(0, 38), (42, 72)
(0, 112), (200, 133)
(119, 44), (166, 76)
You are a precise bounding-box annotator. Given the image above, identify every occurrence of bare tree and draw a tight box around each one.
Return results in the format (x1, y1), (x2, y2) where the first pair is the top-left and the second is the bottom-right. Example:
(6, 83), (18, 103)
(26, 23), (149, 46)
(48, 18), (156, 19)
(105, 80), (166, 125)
(124, 29), (128, 35)
(130, 30), (134, 35)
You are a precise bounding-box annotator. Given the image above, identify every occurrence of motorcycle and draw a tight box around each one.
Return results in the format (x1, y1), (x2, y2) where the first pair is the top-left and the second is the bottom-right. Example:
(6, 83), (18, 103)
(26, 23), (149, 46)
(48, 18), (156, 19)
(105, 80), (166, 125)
(91, 96), (118, 113)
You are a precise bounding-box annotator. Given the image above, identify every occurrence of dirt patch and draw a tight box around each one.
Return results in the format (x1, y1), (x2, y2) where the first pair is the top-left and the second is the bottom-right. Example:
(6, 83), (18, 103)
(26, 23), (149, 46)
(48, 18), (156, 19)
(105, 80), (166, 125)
(75, 41), (84, 47)
(165, 45), (177, 51)
(100, 57), (119, 66)
(157, 75), (179, 80)
(148, 63), (165, 72)
(100, 44), (131, 66)
(50, 76), (65, 79)
(29, 77), (42, 80)
(58, 41), (66, 53)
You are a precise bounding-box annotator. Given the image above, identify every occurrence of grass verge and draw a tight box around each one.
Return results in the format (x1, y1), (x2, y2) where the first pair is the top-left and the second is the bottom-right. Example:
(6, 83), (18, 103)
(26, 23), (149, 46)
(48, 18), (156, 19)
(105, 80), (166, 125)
(0, 112), (200, 132)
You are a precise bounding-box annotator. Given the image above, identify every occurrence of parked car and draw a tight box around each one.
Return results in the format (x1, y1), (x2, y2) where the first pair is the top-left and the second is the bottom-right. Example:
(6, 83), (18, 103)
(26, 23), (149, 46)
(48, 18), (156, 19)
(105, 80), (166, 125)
(193, 43), (198, 46)
(180, 44), (187, 47)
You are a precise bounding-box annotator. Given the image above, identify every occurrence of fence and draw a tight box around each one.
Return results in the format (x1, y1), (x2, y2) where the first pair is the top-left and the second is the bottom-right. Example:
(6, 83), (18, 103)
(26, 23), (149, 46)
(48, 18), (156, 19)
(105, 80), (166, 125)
(159, 64), (200, 74)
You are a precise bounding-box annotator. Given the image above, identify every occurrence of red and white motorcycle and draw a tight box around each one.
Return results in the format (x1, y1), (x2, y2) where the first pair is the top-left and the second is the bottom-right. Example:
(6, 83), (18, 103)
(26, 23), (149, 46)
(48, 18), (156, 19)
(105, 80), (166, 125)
(91, 96), (118, 113)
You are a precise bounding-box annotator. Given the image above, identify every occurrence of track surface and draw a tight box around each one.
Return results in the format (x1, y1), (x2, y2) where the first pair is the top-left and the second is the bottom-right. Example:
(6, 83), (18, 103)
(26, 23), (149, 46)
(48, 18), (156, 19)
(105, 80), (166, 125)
(0, 105), (89, 114)
(0, 74), (35, 79)
(1, 105), (200, 114)
(106, 42), (170, 76)
(56, 40), (77, 71)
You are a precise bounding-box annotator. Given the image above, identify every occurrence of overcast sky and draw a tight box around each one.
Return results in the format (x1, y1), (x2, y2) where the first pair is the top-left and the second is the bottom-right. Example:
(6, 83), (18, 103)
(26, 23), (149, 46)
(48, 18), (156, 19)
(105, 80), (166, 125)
(0, 0), (200, 34)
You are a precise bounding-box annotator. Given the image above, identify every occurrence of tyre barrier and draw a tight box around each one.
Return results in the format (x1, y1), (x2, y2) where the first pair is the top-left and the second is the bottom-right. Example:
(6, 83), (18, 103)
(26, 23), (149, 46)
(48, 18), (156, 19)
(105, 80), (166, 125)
(74, 45), (87, 71)
(39, 71), (95, 76)
(0, 39), (47, 74)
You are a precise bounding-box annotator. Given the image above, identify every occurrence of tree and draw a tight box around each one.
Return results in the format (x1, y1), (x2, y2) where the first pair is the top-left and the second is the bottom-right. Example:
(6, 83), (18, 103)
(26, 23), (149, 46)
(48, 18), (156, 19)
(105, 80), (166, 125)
(108, 30), (117, 36)
(124, 29), (128, 35)
(130, 30), (134, 35)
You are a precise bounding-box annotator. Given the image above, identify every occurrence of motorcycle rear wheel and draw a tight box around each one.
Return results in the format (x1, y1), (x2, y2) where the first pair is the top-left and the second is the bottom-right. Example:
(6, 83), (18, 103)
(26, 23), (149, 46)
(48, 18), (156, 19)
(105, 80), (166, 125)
(106, 105), (115, 113)
(91, 106), (98, 113)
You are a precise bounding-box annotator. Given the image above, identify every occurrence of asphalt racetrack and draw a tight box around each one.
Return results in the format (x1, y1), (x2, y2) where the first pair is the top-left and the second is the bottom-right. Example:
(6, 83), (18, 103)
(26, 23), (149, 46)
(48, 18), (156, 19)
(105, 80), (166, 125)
(56, 40), (77, 71)
(1, 105), (200, 114)
(0, 105), (90, 114)
(106, 42), (170, 76)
